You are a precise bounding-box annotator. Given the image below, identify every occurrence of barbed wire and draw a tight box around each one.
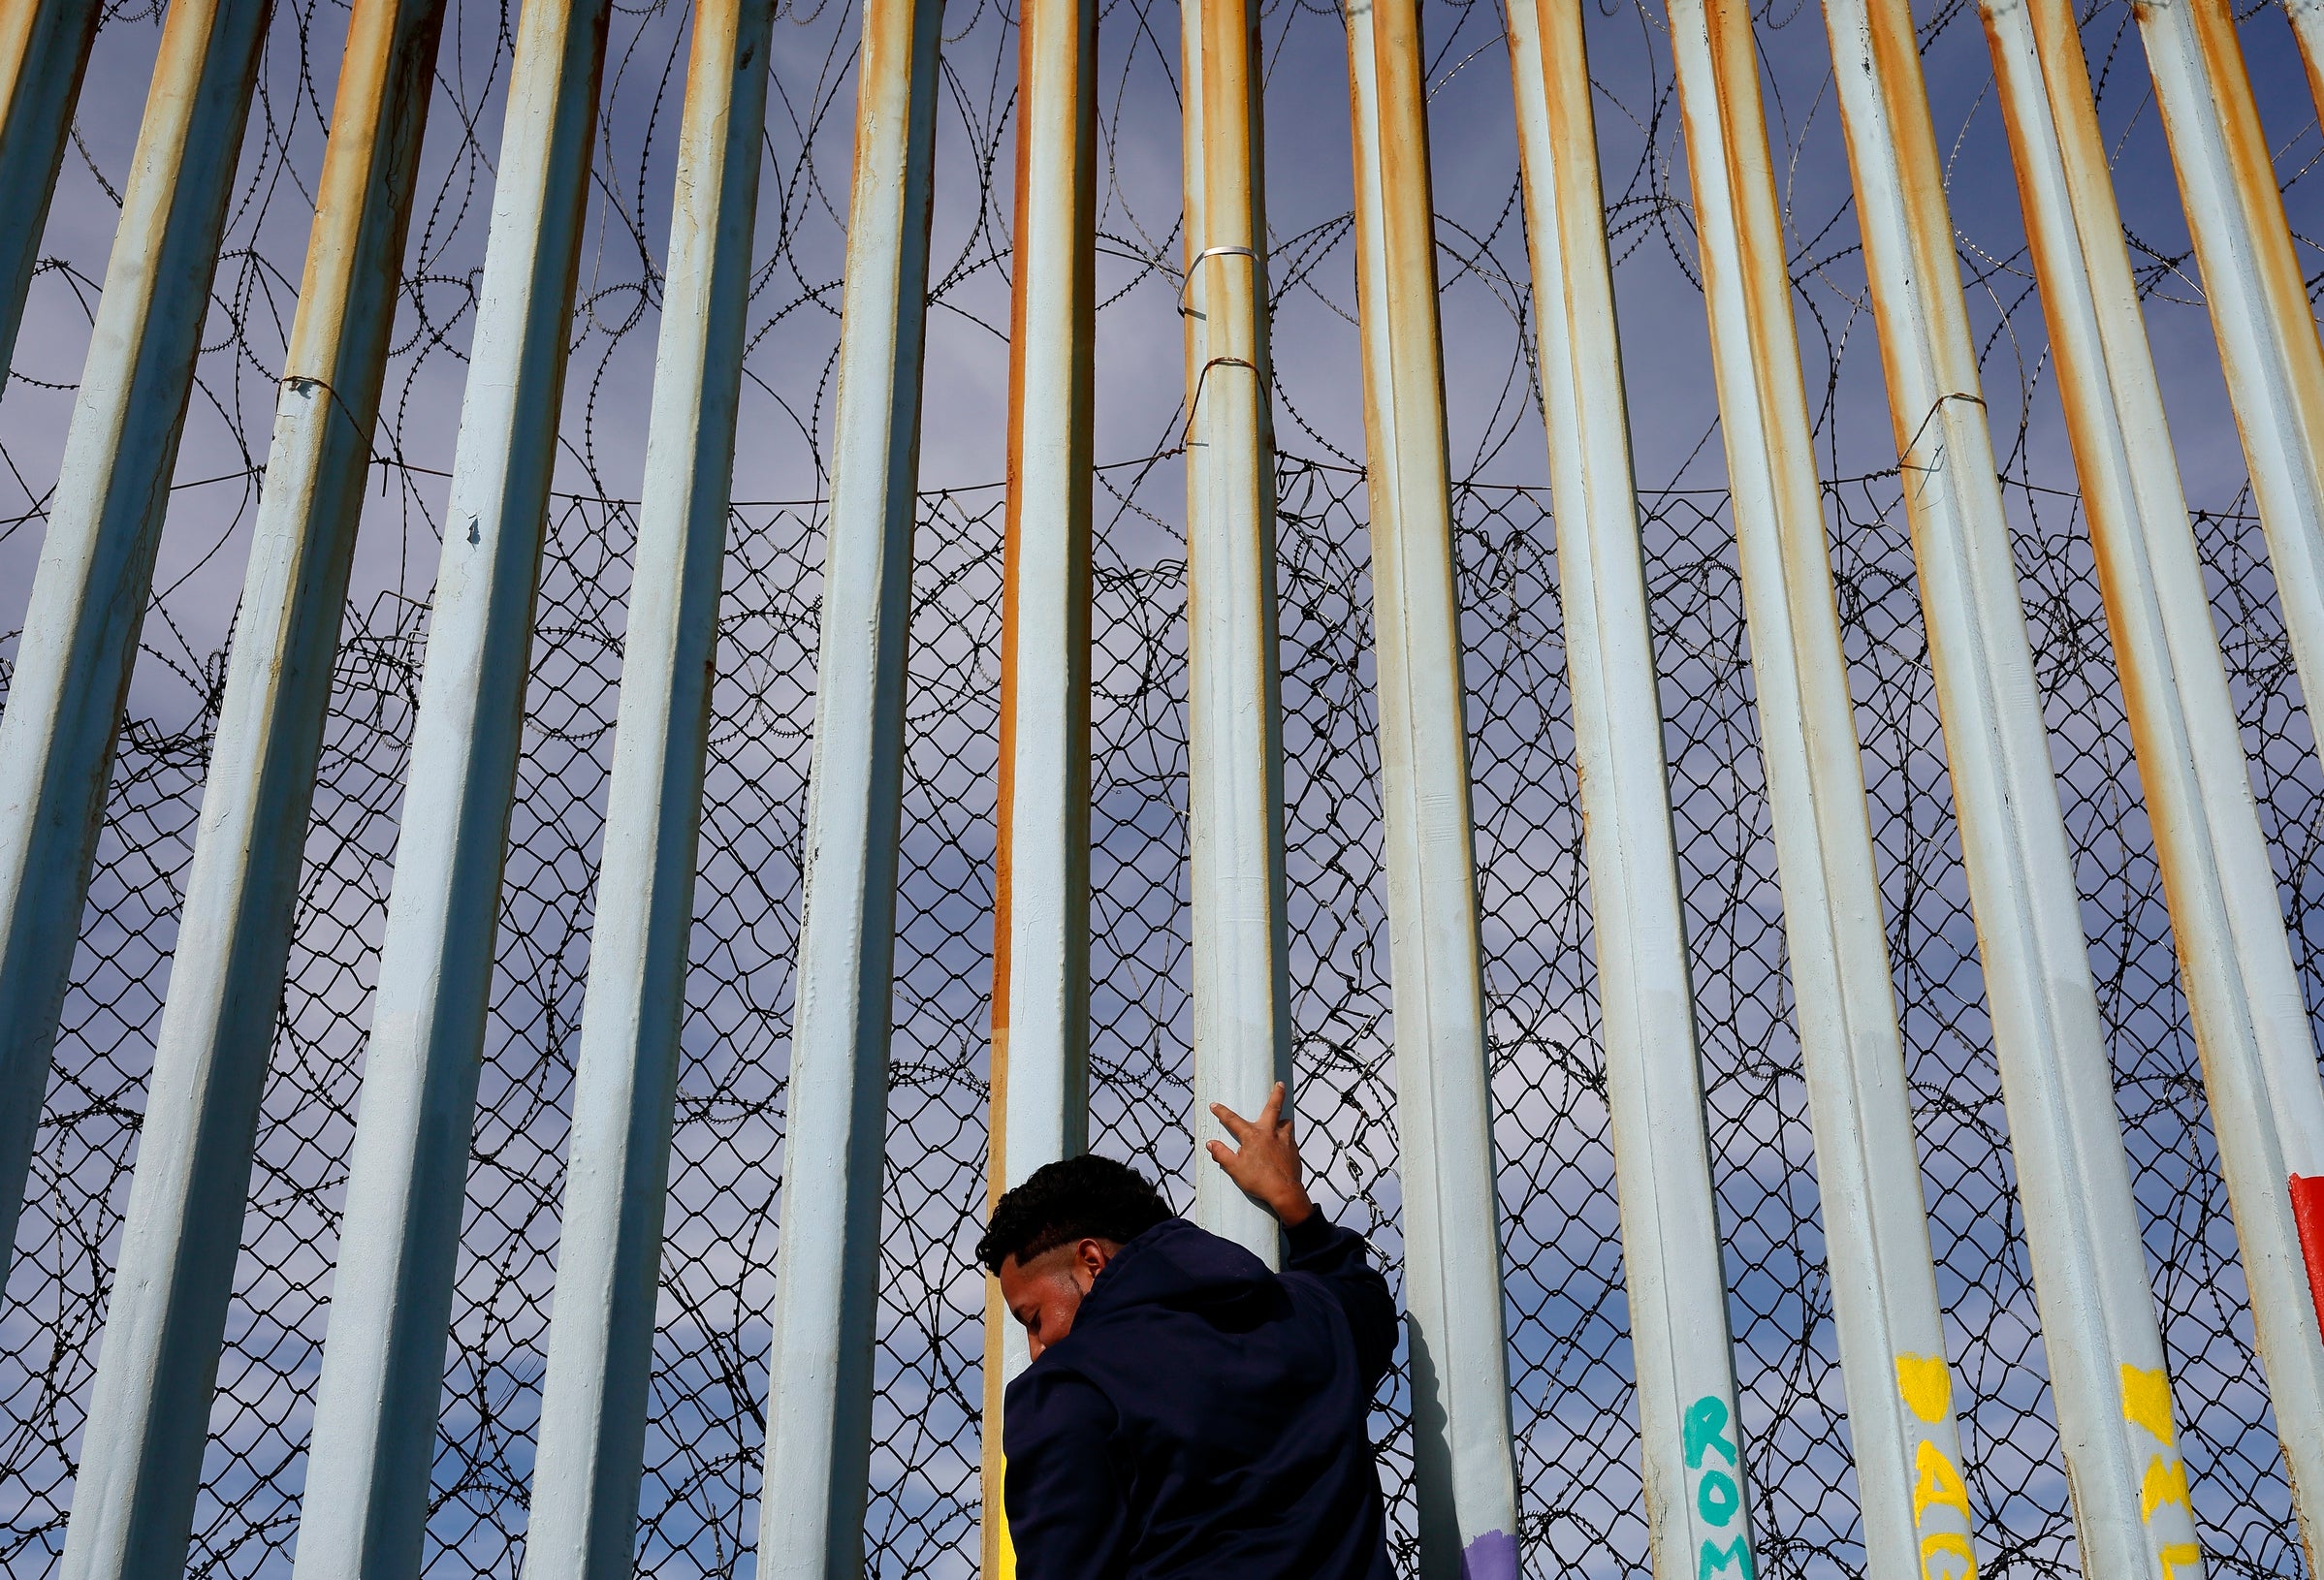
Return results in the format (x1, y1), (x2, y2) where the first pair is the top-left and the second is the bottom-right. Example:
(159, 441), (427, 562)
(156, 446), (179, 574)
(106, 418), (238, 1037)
(0, 0), (2319, 1575)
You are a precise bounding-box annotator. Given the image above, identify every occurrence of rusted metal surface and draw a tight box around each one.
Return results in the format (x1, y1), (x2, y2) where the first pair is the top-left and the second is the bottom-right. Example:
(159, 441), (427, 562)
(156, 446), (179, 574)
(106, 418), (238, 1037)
(1669, 0), (1977, 1569)
(521, 0), (777, 1575)
(50, 0), (450, 1573)
(0, 0), (272, 1287)
(286, 0), (614, 1571)
(1340, 0), (1520, 1572)
(752, 0), (944, 1574)
(0, 0), (98, 388)
(2137, 0), (2324, 836)
(1503, 3), (1758, 1576)
(2036, 0), (2324, 1556)
(1179, 0), (1292, 1265)
(1810, 0), (2224, 1571)
(981, 0), (1096, 1563)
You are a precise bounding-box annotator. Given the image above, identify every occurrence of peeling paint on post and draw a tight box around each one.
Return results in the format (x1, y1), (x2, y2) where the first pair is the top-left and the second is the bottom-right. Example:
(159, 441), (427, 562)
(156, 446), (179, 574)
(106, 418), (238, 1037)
(1502, 1), (1758, 1574)
(752, 0), (943, 1575)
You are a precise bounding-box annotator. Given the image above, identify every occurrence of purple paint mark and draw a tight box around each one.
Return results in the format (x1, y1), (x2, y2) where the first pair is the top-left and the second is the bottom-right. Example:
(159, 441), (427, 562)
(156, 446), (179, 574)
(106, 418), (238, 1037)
(1461, 1530), (1518, 1580)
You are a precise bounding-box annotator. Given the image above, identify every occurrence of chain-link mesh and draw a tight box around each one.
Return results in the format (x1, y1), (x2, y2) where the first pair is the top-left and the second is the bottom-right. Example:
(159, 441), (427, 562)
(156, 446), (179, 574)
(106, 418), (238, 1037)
(1, 0), (2320, 1574)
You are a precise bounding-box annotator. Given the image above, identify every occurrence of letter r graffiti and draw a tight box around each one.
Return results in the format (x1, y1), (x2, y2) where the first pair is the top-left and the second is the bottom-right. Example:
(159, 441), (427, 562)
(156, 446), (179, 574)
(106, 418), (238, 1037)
(1684, 1395), (1737, 1469)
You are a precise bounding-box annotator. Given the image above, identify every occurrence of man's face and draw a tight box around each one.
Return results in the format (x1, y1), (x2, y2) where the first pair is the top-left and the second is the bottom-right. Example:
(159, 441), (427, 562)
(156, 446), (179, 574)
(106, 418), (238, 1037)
(997, 1238), (1117, 1360)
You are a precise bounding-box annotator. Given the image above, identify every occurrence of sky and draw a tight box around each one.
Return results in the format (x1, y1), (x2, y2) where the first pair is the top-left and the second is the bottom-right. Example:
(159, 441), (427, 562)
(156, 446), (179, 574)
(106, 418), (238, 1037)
(1, 0), (2322, 1576)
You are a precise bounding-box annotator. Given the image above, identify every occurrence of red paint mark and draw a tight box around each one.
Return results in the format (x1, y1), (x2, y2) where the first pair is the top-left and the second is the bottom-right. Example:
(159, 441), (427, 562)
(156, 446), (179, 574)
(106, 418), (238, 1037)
(2293, 1174), (2324, 1334)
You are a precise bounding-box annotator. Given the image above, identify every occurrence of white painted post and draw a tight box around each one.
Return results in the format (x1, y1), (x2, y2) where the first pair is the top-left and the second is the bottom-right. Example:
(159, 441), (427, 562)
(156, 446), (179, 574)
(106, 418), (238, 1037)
(2287, 0), (2324, 118)
(1665, 0), (1979, 1570)
(1339, 1), (1520, 1574)
(1502, 3), (1760, 1574)
(752, 0), (942, 1573)
(0, 0), (100, 388)
(980, 0), (1095, 1563)
(1999, 0), (2324, 1553)
(1835, 0), (2218, 1570)
(0, 0), (272, 1275)
(53, 0), (449, 1574)
(1180, 0), (1293, 1267)
(287, 0), (612, 1571)
(519, 1), (774, 1576)
(2133, 0), (2324, 831)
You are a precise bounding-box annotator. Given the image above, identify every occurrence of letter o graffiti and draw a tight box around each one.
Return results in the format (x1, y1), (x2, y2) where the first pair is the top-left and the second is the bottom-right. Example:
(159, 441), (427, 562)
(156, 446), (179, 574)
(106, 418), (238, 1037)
(1698, 1469), (1740, 1526)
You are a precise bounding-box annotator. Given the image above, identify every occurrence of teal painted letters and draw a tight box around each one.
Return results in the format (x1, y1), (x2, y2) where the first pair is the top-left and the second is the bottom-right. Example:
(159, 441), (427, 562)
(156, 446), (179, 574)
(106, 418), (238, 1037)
(1683, 1395), (1736, 1469)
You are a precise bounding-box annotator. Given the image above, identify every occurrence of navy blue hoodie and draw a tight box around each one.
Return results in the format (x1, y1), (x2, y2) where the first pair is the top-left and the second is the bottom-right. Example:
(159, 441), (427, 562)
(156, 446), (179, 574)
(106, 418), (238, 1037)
(1001, 1213), (1397, 1580)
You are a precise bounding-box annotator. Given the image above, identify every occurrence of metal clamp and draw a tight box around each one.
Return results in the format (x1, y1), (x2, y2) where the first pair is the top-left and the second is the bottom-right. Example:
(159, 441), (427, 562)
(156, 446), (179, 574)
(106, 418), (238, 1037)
(1176, 244), (1257, 319)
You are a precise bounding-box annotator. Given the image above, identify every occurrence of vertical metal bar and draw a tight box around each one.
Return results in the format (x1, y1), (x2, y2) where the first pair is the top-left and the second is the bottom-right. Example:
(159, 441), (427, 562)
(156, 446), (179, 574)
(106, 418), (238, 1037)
(1180, 0), (1292, 1267)
(1338, 1), (1519, 1575)
(2287, 0), (2324, 121)
(980, 0), (1096, 1565)
(0, 0), (100, 388)
(2136, 0), (2324, 844)
(1996, 0), (2324, 1552)
(752, 0), (941, 1573)
(1500, 4), (1760, 1576)
(0, 0), (271, 1276)
(519, 2), (773, 1576)
(1661, 0), (1977, 1570)
(1813, 0), (2219, 1571)
(51, 0), (446, 1572)
(286, 0), (611, 1570)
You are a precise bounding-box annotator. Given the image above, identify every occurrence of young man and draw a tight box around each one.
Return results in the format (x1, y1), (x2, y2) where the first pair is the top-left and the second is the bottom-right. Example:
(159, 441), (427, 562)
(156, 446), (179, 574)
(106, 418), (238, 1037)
(976, 1083), (1396, 1579)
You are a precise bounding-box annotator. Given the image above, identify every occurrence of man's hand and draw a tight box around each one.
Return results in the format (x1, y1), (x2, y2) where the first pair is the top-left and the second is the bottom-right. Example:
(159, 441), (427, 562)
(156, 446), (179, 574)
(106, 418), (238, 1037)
(1207, 1082), (1315, 1228)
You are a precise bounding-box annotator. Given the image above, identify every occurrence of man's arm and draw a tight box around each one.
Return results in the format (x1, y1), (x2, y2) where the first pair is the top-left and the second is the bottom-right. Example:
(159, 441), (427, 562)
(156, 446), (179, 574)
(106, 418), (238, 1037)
(1003, 1367), (1130, 1579)
(1285, 1211), (1398, 1386)
(1209, 1081), (1398, 1386)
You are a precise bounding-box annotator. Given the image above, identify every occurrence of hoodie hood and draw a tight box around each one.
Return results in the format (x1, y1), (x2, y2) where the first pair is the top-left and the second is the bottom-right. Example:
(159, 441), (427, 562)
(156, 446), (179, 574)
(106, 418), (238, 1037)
(1068, 1217), (1275, 1330)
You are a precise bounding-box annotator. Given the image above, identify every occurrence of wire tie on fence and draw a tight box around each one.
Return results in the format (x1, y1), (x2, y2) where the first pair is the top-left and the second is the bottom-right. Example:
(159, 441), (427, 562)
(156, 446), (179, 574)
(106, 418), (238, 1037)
(1177, 245), (1257, 320)
(1181, 356), (1259, 446)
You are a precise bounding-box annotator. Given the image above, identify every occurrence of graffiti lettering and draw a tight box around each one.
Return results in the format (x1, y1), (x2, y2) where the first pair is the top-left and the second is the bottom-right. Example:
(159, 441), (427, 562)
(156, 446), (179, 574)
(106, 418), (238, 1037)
(2142, 1454), (2191, 1525)
(1700, 1535), (1754, 1578)
(1918, 1532), (1976, 1580)
(1911, 1438), (1970, 1528)
(1697, 1468), (1740, 1526)
(2119, 1364), (2176, 1446)
(1895, 1353), (1952, 1424)
(1684, 1395), (1737, 1469)
(2159, 1542), (2201, 1580)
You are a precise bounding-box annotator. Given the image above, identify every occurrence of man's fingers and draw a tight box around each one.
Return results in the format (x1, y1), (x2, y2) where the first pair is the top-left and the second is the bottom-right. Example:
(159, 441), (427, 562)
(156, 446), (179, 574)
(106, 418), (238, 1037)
(1258, 1081), (1286, 1128)
(1209, 1100), (1253, 1142)
(1205, 1139), (1233, 1165)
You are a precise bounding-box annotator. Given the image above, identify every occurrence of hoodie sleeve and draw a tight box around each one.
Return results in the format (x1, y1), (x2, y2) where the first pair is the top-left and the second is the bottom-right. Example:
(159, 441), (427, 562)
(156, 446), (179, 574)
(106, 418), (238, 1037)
(1285, 1212), (1398, 1389)
(1003, 1365), (1130, 1580)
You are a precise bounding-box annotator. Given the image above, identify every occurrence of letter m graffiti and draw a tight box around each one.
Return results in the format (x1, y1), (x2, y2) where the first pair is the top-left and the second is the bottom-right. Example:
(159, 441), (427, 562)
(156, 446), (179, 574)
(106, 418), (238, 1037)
(1701, 1536), (1755, 1579)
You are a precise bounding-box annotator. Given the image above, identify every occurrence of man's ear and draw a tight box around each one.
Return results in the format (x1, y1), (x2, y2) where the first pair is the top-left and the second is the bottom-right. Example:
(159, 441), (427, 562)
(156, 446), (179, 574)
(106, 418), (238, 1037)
(1072, 1237), (1112, 1288)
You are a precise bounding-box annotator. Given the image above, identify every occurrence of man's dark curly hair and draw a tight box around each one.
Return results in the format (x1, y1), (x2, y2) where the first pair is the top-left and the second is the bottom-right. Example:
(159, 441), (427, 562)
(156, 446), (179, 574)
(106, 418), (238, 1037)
(975, 1153), (1173, 1273)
